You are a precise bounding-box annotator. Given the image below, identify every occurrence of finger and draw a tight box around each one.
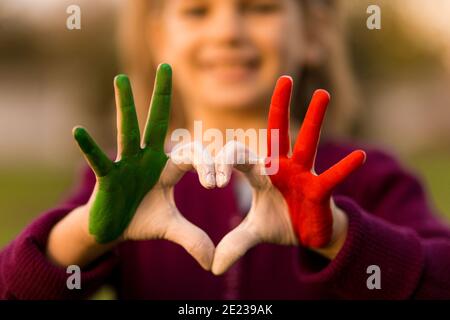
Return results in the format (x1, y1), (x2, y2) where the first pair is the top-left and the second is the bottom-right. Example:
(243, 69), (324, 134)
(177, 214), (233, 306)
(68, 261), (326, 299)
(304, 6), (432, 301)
(292, 89), (330, 169)
(165, 142), (215, 189)
(215, 141), (259, 188)
(212, 222), (260, 275)
(319, 150), (366, 193)
(164, 214), (215, 271)
(267, 76), (293, 158)
(73, 126), (113, 177)
(114, 74), (141, 157)
(143, 63), (172, 151)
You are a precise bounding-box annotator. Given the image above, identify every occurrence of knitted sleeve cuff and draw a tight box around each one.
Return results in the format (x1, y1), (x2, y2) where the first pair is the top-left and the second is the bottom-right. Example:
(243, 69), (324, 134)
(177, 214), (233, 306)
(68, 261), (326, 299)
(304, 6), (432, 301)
(293, 195), (424, 299)
(1, 206), (118, 300)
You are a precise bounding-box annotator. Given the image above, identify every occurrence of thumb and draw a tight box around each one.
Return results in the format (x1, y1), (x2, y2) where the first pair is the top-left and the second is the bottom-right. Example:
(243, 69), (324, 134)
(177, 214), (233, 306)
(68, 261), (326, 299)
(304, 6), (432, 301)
(212, 222), (260, 275)
(164, 214), (215, 271)
(169, 141), (216, 189)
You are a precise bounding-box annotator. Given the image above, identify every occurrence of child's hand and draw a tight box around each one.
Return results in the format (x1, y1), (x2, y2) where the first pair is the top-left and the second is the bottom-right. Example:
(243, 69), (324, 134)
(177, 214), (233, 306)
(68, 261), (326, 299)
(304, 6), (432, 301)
(73, 64), (215, 270)
(267, 78), (366, 248)
(212, 77), (366, 275)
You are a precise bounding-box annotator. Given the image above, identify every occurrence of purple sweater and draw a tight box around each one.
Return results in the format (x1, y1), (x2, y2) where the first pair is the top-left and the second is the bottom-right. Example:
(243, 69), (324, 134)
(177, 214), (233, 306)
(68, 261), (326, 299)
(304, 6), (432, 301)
(1, 141), (450, 300)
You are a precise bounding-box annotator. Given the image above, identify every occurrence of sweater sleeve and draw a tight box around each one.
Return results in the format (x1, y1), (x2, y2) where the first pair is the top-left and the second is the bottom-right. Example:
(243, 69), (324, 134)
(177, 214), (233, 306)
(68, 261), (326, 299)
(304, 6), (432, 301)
(294, 148), (450, 299)
(0, 166), (118, 300)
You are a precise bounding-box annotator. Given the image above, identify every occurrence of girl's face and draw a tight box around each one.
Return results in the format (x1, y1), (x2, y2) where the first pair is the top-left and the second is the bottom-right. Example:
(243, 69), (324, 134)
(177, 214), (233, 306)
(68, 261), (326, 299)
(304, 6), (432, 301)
(150, 0), (308, 111)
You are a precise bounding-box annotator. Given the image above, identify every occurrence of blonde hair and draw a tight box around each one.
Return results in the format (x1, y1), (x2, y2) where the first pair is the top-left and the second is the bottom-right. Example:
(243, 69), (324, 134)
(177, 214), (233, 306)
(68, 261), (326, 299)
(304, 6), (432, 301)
(117, 0), (360, 138)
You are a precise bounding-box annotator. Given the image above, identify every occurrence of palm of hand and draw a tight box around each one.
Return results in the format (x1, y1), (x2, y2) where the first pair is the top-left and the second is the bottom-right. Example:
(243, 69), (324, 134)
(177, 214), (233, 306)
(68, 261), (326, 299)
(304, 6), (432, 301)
(88, 149), (168, 243)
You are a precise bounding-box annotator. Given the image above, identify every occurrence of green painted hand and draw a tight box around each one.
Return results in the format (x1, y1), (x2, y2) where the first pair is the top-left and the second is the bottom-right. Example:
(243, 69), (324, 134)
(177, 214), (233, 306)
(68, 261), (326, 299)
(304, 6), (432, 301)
(73, 64), (215, 270)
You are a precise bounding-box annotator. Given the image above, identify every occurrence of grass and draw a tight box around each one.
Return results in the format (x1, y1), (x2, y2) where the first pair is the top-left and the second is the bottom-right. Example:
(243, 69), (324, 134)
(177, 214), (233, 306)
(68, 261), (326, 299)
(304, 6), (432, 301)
(0, 165), (74, 246)
(404, 152), (450, 221)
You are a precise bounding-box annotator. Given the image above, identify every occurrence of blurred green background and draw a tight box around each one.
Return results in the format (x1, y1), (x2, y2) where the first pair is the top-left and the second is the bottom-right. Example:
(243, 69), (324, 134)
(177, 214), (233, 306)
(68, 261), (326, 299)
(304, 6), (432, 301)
(0, 0), (449, 299)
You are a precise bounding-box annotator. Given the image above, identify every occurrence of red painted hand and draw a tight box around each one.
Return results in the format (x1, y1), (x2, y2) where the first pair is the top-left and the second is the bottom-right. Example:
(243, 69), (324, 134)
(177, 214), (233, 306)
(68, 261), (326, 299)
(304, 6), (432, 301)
(267, 76), (366, 248)
(211, 76), (366, 275)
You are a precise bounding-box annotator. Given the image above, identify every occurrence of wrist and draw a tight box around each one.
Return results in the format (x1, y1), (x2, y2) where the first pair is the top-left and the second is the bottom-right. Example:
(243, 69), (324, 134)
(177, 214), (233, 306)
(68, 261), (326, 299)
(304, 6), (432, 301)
(46, 204), (118, 268)
(310, 198), (348, 260)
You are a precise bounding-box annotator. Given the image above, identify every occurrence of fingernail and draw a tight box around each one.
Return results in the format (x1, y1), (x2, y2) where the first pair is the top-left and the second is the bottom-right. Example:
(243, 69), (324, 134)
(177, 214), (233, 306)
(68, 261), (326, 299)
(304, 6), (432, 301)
(216, 172), (226, 187)
(206, 173), (215, 187)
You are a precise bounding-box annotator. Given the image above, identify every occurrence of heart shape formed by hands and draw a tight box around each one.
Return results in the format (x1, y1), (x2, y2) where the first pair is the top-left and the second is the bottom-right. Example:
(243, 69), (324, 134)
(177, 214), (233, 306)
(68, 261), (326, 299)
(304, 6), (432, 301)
(170, 76), (365, 275)
(208, 76), (366, 275)
(74, 64), (364, 275)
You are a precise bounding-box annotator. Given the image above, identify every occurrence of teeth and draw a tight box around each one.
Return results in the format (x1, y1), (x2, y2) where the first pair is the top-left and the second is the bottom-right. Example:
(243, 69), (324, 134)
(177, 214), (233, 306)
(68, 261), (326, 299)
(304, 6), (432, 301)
(202, 59), (256, 68)
(211, 63), (249, 68)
